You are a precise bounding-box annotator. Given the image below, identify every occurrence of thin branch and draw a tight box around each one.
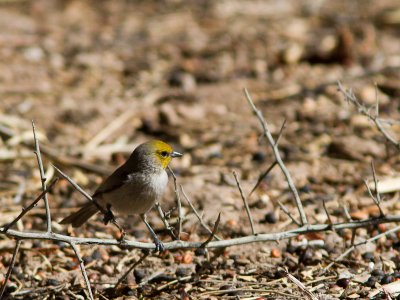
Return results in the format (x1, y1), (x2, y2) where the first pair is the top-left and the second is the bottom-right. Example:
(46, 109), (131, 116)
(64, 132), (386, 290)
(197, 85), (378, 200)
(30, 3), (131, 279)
(342, 203), (353, 222)
(199, 213), (221, 249)
(167, 166), (183, 240)
(32, 121), (52, 233)
(70, 243), (94, 300)
(114, 251), (150, 288)
(322, 199), (333, 225)
(3, 216), (400, 250)
(285, 270), (319, 300)
(275, 119), (287, 146)
(322, 224), (400, 273)
(249, 161), (277, 196)
(232, 171), (256, 235)
(1, 178), (59, 233)
(371, 161), (384, 216)
(244, 88), (308, 226)
(180, 185), (222, 240)
(155, 203), (177, 240)
(0, 240), (22, 299)
(338, 81), (400, 149)
(277, 201), (301, 226)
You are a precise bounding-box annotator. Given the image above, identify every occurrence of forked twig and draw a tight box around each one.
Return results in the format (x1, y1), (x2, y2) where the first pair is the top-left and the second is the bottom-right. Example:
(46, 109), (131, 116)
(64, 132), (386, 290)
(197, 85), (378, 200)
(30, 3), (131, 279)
(2, 178), (59, 233)
(155, 203), (177, 240)
(244, 88), (308, 226)
(232, 171), (256, 235)
(32, 121), (52, 233)
(277, 201), (301, 226)
(338, 81), (400, 149)
(370, 161), (384, 216)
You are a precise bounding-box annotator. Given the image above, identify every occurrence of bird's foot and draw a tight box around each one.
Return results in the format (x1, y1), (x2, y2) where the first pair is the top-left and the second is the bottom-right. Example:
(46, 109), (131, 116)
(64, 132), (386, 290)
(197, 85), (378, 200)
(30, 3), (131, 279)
(154, 238), (165, 253)
(117, 229), (127, 243)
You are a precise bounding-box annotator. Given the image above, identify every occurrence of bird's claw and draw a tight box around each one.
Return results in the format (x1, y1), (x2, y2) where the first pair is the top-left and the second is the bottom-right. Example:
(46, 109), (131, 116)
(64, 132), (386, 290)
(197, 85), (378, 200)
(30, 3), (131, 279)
(117, 230), (127, 243)
(154, 239), (165, 253)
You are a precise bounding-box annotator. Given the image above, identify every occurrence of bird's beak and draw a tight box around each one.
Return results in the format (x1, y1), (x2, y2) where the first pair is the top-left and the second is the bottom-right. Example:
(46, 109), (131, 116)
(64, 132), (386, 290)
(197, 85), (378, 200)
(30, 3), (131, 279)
(171, 151), (183, 158)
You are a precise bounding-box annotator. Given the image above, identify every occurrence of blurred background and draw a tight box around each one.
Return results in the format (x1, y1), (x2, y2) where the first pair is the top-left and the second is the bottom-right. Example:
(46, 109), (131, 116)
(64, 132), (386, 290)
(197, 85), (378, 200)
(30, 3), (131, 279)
(1, 0), (400, 298)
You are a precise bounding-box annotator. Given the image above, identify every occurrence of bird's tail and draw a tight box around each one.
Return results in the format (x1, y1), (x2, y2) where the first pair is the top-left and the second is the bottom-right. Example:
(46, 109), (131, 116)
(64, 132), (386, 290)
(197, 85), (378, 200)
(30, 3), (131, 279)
(59, 202), (99, 227)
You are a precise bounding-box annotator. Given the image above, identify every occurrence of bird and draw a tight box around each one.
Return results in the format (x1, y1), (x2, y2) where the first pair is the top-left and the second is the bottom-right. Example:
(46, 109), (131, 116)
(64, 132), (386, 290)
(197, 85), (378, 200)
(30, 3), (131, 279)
(59, 140), (182, 252)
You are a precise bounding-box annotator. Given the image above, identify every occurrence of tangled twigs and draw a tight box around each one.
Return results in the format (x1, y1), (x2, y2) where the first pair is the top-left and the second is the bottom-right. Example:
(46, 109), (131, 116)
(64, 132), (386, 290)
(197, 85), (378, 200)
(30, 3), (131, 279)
(338, 81), (400, 149)
(244, 88), (308, 226)
(322, 225), (400, 273)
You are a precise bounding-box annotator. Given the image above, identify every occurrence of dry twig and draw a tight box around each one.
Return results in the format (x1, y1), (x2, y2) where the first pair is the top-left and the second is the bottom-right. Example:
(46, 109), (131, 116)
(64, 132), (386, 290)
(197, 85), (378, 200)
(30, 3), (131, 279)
(244, 88), (308, 226)
(338, 81), (400, 149)
(285, 270), (319, 300)
(232, 170), (256, 235)
(0, 240), (21, 300)
(32, 121), (52, 232)
(322, 225), (400, 273)
(180, 185), (222, 240)
(167, 166), (183, 240)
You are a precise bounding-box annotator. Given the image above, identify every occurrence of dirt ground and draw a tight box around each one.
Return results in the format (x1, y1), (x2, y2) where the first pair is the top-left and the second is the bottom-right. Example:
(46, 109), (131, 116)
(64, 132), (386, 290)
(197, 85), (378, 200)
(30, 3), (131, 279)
(1, 0), (400, 299)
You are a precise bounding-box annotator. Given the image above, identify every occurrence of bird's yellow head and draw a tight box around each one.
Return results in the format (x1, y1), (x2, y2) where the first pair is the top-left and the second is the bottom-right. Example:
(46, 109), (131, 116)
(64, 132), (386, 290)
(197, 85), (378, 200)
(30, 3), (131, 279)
(130, 140), (182, 171)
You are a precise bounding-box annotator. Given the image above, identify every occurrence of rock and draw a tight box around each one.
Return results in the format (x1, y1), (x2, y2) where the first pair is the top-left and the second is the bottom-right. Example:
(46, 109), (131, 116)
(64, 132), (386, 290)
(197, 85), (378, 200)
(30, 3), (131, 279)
(159, 103), (182, 126)
(327, 135), (385, 160)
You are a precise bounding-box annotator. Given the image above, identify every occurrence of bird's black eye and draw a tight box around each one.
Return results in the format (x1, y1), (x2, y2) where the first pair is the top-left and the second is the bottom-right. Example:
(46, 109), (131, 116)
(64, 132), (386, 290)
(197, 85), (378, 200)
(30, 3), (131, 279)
(160, 151), (169, 158)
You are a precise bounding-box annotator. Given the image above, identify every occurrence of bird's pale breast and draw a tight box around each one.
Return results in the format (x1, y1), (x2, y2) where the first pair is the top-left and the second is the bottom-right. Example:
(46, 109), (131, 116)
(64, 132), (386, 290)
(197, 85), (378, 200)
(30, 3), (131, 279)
(98, 170), (168, 215)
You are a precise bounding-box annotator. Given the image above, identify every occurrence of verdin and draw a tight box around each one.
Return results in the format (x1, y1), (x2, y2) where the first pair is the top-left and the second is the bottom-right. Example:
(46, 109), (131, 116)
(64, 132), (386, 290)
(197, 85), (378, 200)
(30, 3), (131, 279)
(60, 140), (182, 251)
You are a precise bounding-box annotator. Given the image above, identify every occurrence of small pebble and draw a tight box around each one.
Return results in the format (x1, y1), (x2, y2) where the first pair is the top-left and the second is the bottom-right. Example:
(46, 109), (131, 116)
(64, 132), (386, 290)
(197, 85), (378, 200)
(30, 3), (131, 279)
(252, 151), (266, 162)
(371, 269), (384, 277)
(336, 278), (350, 288)
(46, 278), (61, 286)
(364, 276), (377, 287)
(103, 264), (114, 276)
(362, 252), (375, 262)
(176, 267), (192, 277)
(263, 212), (277, 224)
(380, 274), (394, 284)
(195, 248), (207, 256)
(134, 269), (146, 283)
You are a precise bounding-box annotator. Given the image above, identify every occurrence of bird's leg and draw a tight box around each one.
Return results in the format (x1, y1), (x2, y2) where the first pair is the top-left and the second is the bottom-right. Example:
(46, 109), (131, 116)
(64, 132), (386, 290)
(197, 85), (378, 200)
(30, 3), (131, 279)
(103, 203), (116, 225)
(140, 214), (164, 253)
(102, 203), (126, 243)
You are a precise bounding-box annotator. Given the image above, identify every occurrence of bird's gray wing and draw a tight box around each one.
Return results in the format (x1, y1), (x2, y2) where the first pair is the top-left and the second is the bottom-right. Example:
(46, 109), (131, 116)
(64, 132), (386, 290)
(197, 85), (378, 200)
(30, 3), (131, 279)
(92, 165), (129, 197)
